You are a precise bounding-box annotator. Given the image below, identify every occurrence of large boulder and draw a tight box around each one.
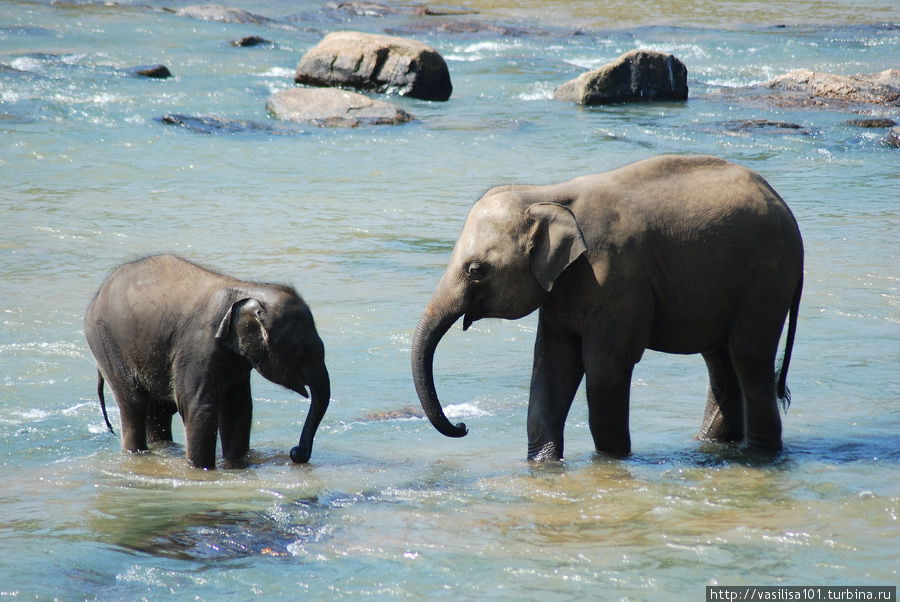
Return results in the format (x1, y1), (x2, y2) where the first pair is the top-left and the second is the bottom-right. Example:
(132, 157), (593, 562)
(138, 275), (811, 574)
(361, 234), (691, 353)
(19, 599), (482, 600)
(554, 49), (688, 105)
(266, 87), (414, 127)
(294, 31), (452, 101)
(764, 68), (900, 107)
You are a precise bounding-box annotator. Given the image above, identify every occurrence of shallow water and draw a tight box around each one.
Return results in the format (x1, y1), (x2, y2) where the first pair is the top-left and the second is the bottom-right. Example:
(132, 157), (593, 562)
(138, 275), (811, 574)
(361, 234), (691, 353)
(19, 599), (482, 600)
(1, 0), (898, 598)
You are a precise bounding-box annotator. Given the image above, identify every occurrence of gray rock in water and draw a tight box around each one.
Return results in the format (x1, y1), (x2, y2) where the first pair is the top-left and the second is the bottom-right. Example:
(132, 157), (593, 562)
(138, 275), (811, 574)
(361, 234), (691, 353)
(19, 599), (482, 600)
(266, 87), (414, 127)
(884, 126), (900, 148)
(764, 69), (900, 107)
(846, 117), (897, 128)
(724, 119), (808, 134)
(356, 405), (426, 422)
(294, 31), (452, 101)
(171, 4), (275, 24)
(160, 113), (303, 135)
(230, 35), (271, 47)
(130, 64), (172, 78)
(554, 49), (688, 105)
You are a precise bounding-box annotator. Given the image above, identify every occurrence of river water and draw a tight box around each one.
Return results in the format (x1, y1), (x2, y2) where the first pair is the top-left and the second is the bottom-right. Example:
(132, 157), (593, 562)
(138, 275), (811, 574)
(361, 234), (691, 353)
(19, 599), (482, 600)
(1, 0), (897, 598)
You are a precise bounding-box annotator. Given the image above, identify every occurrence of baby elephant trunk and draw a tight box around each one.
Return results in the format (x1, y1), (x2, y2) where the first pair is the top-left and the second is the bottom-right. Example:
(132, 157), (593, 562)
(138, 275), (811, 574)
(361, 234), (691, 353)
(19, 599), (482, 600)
(290, 364), (331, 463)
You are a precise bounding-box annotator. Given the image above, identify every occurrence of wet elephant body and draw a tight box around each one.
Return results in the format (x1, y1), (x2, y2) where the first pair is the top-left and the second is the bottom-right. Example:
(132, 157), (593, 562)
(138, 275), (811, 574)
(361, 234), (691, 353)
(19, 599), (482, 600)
(412, 154), (803, 460)
(85, 254), (330, 468)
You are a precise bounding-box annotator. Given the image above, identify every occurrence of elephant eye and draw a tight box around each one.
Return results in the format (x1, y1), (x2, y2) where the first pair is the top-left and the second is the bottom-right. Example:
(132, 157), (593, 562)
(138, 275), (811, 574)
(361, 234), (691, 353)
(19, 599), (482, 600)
(466, 262), (487, 280)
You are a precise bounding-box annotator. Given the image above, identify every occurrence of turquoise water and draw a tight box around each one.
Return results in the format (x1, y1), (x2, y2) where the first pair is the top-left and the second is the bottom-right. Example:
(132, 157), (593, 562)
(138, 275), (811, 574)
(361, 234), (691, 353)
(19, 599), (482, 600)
(1, 0), (898, 598)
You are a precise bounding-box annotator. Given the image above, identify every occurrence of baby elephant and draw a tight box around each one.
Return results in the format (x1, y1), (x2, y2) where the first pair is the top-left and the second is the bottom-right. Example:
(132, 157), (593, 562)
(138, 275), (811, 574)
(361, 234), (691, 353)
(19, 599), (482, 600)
(85, 254), (330, 469)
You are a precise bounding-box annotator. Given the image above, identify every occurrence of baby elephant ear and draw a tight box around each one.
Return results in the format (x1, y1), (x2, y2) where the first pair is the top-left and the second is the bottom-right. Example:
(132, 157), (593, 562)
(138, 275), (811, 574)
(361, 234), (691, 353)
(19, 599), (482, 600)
(526, 202), (587, 292)
(215, 298), (264, 355)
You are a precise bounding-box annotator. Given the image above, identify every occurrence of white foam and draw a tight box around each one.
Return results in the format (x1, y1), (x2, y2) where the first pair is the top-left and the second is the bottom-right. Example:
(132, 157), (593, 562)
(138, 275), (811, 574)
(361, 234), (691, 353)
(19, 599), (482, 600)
(443, 403), (491, 419)
(518, 82), (556, 101)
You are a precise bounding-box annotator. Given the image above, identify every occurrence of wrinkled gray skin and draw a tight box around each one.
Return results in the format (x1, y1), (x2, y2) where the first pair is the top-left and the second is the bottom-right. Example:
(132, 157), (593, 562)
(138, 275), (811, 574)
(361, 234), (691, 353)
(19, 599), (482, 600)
(85, 255), (330, 469)
(412, 155), (803, 461)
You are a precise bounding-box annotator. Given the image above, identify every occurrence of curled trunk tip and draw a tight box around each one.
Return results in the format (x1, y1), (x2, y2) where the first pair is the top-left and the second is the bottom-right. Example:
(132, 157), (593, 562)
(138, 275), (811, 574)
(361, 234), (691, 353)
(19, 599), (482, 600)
(411, 305), (469, 438)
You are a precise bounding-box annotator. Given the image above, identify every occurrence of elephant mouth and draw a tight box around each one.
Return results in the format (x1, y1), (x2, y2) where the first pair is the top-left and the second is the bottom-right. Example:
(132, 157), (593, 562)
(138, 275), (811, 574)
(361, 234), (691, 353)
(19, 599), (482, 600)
(462, 313), (475, 331)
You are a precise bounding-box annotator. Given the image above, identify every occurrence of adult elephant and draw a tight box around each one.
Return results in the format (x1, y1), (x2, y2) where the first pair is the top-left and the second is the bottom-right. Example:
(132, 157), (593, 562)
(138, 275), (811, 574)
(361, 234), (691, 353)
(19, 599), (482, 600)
(85, 254), (331, 469)
(411, 155), (803, 461)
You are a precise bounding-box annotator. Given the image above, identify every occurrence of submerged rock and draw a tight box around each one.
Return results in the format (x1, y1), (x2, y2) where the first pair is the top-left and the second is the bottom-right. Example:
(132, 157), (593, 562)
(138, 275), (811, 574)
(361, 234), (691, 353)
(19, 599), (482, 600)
(160, 113), (303, 135)
(168, 4), (276, 24)
(884, 127), (900, 148)
(326, 1), (400, 17)
(266, 87), (414, 127)
(294, 31), (452, 101)
(846, 117), (897, 128)
(721, 119), (808, 135)
(554, 49), (688, 105)
(385, 19), (534, 37)
(764, 68), (900, 107)
(356, 405), (425, 422)
(325, 1), (477, 17)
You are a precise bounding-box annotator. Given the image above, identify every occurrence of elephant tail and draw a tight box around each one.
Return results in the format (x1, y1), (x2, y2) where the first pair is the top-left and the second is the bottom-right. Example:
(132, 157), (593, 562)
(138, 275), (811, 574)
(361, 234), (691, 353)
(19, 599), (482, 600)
(97, 370), (115, 435)
(776, 273), (803, 412)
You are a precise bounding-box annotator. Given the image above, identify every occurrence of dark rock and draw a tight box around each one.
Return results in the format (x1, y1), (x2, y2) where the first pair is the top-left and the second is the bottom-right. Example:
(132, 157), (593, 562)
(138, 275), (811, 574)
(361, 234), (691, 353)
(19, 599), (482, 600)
(412, 5), (479, 16)
(764, 69), (900, 107)
(230, 35), (271, 47)
(131, 64), (172, 78)
(554, 49), (688, 105)
(884, 127), (900, 147)
(846, 117), (897, 128)
(266, 87), (414, 127)
(169, 4), (275, 24)
(160, 114), (303, 135)
(294, 31), (452, 101)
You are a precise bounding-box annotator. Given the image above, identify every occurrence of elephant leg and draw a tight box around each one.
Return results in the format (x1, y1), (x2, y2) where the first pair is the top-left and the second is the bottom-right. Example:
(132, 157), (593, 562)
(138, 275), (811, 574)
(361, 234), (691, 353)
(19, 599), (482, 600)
(177, 381), (219, 469)
(730, 350), (782, 453)
(146, 399), (177, 444)
(698, 348), (744, 442)
(105, 376), (149, 453)
(585, 365), (634, 458)
(526, 313), (584, 461)
(728, 304), (787, 453)
(219, 378), (252, 463)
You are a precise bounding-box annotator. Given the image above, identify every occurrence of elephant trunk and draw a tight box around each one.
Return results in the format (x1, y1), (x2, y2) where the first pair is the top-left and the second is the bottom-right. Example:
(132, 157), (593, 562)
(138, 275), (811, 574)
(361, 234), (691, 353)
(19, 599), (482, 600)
(411, 301), (469, 438)
(290, 364), (331, 463)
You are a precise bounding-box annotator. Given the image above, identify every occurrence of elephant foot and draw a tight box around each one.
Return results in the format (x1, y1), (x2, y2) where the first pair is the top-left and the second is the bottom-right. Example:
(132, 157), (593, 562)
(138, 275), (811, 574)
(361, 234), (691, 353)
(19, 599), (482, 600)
(593, 437), (631, 459)
(527, 441), (563, 462)
(742, 435), (783, 456)
(290, 444), (311, 463)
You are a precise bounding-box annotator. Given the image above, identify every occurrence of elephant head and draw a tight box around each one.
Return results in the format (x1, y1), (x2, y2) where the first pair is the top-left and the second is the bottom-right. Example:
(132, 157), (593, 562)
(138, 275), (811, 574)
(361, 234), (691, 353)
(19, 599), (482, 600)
(216, 289), (331, 463)
(411, 191), (587, 437)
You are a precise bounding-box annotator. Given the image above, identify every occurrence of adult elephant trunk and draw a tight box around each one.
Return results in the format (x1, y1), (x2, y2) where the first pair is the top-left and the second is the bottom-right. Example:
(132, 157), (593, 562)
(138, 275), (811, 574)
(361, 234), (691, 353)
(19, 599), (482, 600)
(290, 364), (331, 463)
(411, 300), (469, 438)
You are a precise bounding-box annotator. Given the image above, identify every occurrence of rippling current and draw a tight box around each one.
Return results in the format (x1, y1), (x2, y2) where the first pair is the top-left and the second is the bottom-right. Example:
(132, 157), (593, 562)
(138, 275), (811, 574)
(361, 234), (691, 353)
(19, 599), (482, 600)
(1, 0), (898, 598)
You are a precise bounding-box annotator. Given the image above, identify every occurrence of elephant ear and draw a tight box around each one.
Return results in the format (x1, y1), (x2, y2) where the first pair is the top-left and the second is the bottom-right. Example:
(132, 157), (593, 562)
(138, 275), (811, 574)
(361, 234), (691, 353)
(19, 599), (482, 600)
(526, 202), (587, 292)
(215, 297), (268, 360)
